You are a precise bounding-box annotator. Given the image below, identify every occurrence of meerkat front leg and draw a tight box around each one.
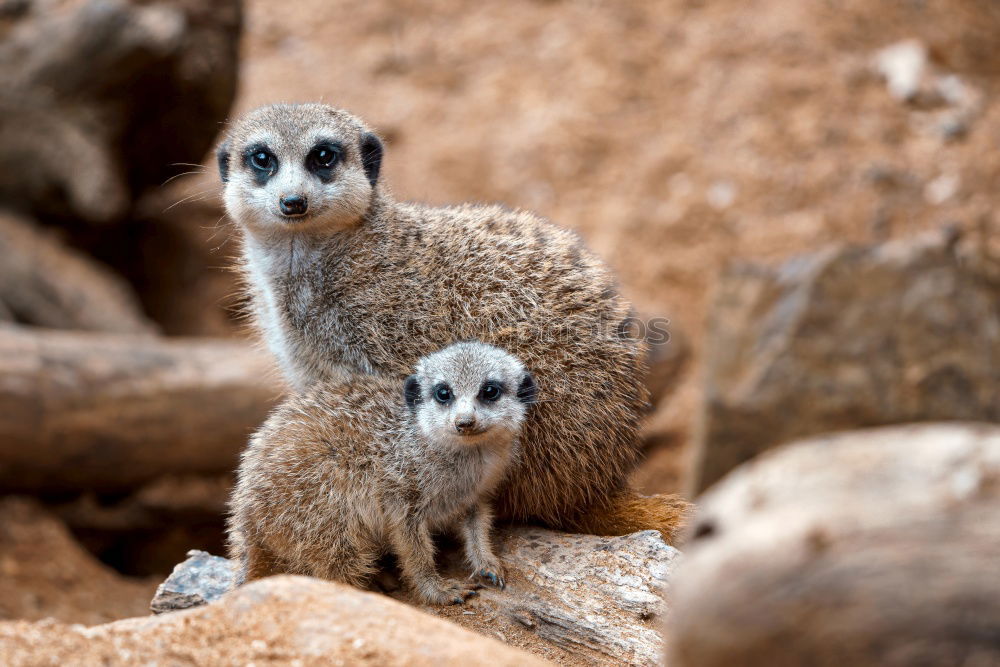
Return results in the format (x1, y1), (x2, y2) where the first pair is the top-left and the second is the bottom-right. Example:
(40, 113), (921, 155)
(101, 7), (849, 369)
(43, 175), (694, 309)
(461, 501), (505, 590)
(390, 516), (479, 605)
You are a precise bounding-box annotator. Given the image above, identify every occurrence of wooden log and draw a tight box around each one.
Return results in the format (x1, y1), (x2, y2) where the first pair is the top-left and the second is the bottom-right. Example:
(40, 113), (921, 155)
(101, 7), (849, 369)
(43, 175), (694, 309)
(0, 325), (281, 492)
(0, 211), (155, 333)
(667, 423), (1000, 667)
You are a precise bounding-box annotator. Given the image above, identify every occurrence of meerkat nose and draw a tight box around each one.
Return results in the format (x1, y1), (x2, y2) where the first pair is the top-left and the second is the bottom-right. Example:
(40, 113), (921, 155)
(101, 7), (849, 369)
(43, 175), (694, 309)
(454, 415), (477, 434)
(279, 195), (308, 216)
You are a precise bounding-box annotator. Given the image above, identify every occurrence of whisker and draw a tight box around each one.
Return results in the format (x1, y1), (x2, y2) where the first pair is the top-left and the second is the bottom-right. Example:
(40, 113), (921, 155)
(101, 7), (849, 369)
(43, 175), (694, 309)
(162, 189), (212, 213)
(161, 169), (207, 187)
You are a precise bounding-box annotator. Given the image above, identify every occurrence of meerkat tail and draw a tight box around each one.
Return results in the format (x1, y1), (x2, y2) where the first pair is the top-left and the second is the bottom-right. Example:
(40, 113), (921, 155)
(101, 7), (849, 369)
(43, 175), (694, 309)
(561, 490), (693, 545)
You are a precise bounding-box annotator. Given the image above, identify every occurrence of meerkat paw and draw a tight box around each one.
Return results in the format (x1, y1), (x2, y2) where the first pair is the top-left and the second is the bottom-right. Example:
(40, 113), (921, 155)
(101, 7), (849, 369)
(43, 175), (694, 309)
(471, 560), (506, 590)
(418, 579), (480, 605)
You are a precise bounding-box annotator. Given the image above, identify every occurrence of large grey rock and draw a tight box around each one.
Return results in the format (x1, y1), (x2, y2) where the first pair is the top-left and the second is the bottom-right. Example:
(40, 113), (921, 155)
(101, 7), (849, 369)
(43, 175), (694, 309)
(668, 422), (1000, 667)
(151, 527), (680, 666)
(693, 230), (999, 492)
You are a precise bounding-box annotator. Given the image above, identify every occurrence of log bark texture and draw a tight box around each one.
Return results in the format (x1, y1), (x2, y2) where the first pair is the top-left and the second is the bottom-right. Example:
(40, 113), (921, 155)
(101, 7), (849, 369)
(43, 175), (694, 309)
(668, 422), (1000, 667)
(0, 325), (280, 492)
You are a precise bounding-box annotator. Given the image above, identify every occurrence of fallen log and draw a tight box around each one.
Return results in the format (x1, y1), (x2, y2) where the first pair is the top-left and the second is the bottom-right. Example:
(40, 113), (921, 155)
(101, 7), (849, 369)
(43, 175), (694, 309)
(0, 325), (280, 492)
(668, 422), (1000, 667)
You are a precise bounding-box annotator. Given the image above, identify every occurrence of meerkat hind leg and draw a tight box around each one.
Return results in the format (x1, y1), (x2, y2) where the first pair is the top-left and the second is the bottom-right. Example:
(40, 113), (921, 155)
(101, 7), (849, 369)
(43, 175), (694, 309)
(390, 518), (479, 605)
(460, 502), (505, 589)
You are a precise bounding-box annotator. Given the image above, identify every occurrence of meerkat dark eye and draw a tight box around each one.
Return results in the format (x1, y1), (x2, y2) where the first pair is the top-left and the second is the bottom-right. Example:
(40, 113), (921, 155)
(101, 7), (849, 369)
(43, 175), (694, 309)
(433, 384), (453, 404)
(480, 382), (502, 402)
(250, 151), (274, 171)
(308, 144), (341, 169)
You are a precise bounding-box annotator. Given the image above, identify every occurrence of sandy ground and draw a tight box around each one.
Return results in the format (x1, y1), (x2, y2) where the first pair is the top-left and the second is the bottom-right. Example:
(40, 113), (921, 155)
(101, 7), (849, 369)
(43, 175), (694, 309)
(0, 498), (158, 625)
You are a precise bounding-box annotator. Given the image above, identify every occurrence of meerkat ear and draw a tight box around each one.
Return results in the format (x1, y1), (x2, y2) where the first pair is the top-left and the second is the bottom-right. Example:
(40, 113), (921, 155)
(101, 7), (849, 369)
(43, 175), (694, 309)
(360, 132), (383, 187)
(516, 373), (537, 405)
(217, 139), (232, 183)
(404, 375), (421, 408)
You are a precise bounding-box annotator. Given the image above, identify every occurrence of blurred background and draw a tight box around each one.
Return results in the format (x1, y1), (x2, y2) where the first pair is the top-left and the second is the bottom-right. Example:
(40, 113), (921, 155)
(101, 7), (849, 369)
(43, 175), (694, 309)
(0, 0), (997, 630)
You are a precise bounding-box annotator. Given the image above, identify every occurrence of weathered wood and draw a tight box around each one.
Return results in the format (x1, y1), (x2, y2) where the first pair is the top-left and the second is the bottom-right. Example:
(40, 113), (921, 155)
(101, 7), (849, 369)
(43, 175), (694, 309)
(0, 211), (155, 333)
(0, 325), (280, 492)
(669, 423), (1000, 667)
(151, 527), (680, 666)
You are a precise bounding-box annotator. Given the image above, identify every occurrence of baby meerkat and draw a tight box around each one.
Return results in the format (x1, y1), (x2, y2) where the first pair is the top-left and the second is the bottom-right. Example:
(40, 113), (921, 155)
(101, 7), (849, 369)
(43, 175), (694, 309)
(218, 103), (691, 541)
(228, 341), (536, 604)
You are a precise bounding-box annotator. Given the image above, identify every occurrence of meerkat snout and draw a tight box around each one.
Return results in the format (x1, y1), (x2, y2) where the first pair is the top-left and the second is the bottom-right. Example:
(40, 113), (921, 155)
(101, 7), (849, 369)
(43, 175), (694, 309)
(454, 412), (481, 435)
(279, 194), (308, 217)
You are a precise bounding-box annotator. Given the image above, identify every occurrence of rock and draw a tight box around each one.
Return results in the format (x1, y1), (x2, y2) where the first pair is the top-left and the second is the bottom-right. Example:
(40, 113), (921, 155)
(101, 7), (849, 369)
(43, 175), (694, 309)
(150, 550), (235, 613)
(0, 0), (241, 224)
(150, 526), (680, 666)
(693, 230), (999, 492)
(643, 319), (690, 413)
(1, 576), (545, 666)
(0, 498), (156, 625)
(667, 422), (1000, 667)
(874, 39), (927, 102)
(0, 211), (155, 333)
(818, 0), (1000, 76)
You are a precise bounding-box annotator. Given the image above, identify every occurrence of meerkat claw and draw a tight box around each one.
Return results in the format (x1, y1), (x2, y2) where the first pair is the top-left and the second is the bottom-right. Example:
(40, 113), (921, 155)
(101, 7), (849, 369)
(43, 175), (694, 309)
(476, 568), (506, 590)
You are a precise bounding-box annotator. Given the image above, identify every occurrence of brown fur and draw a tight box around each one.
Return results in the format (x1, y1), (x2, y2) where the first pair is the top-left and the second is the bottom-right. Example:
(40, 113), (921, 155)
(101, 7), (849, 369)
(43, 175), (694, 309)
(219, 103), (691, 541)
(229, 342), (531, 604)
(567, 491), (692, 544)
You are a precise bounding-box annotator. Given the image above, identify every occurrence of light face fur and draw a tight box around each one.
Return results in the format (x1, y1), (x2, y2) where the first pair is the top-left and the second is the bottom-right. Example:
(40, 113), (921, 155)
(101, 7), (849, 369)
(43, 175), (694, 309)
(405, 341), (537, 450)
(218, 103), (382, 238)
(219, 103), (691, 541)
(228, 341), (534, 604)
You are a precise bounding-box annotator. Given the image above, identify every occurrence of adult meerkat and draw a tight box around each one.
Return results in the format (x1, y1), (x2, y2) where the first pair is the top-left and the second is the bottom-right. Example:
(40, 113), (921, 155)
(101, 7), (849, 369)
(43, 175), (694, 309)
(228, 341), (534, 604)
(218, 103), (690, 541)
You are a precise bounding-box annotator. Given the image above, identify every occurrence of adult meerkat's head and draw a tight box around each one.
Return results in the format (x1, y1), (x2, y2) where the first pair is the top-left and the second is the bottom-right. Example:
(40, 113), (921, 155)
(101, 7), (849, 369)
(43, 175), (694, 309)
(216, 103), (383, 235)
(404, 342), (537, 451)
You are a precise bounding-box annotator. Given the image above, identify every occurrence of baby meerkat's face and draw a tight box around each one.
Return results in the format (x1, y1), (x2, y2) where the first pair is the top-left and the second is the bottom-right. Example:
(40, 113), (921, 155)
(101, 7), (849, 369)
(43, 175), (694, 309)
(404, 342), (537, 450)
(217, 103), (383, 235)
